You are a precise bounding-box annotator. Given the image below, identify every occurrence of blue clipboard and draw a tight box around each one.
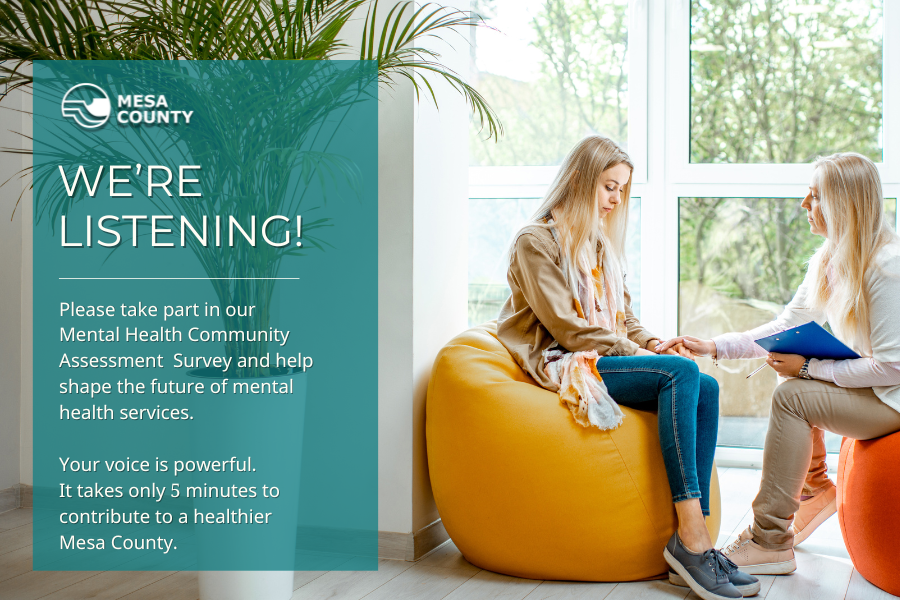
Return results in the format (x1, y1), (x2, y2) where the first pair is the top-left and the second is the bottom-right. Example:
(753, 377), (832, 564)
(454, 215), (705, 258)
(754, 322), (860, 360)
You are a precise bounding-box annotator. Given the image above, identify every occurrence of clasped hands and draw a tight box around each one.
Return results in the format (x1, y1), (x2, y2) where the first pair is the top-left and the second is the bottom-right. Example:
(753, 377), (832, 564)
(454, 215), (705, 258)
(653, 336), (807, 377)
(634, 338), (694, 359)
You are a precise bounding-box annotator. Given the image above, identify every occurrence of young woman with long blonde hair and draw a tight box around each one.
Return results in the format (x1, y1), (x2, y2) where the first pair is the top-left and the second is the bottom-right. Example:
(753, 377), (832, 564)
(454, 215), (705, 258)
(497, 136), (756, 600)
(661, 152), (900, 575)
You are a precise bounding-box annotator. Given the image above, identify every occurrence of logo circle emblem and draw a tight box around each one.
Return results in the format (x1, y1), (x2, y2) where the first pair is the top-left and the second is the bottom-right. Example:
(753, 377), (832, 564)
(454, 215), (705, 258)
(61, 84), (111, 129)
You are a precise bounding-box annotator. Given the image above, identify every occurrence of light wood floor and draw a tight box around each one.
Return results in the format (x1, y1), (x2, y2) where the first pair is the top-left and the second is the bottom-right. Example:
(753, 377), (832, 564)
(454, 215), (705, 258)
(1, 468), (896, 600)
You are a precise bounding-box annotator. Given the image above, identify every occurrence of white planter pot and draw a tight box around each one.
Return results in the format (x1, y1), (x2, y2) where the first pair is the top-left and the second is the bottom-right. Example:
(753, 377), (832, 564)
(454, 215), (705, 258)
(199, 570), (294, 600)
(189, 368), (307, 600)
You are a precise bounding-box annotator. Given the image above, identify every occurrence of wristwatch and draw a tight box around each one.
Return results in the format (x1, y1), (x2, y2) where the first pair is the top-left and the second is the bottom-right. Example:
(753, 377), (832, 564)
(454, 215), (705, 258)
(798, 358), (812, 380)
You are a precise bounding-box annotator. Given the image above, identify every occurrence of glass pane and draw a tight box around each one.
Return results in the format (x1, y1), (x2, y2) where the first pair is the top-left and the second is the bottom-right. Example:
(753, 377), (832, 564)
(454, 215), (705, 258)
(690, 0), (883, 164)
(469, 197), (641, 327)
(679, 197), (898, 450)
(886, 198), (897, 231)
(469, 0), (629, 166)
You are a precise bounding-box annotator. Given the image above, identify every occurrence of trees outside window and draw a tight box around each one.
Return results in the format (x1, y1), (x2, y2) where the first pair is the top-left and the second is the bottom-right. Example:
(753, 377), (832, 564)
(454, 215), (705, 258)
(690, 0), (883, 164)
(469, 0), (629, 166)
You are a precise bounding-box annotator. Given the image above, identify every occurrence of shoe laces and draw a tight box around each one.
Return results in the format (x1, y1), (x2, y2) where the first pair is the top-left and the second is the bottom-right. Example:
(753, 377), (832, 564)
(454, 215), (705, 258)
(713, 548), (740, 574)
(722, 538), (747, 556)
(701, 548), (730, 582)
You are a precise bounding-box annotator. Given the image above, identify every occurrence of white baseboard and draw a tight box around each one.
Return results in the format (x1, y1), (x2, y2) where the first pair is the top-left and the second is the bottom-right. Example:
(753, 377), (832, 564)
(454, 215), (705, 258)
(379, 519), (450, 562)
(0, 484), (32, 513)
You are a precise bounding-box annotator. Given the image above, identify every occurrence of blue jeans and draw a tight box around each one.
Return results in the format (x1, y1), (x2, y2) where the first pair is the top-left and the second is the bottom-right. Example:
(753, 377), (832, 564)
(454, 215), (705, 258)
(595, 355), (719, 515)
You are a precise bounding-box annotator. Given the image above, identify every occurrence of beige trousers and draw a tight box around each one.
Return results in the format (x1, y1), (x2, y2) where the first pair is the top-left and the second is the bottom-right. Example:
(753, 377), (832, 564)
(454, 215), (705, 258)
(750, 378), (900, 550)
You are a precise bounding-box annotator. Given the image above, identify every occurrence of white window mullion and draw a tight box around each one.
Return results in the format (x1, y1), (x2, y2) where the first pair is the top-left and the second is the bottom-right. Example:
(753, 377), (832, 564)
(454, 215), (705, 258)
(657, 0), (691, 338)
(669, 183), (811, 199)
(882, 0), (900, 184)
(673, 163), (896, 187)
(662, 184), (681, 339)
(638, 0), (673, 335)
(664, 0), (691, 184)
(468, 166), (555, 199)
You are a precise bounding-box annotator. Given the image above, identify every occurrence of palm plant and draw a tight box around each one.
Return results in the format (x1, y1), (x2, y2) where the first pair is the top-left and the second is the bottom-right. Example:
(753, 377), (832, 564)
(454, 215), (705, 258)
(0, 0), (501, 137)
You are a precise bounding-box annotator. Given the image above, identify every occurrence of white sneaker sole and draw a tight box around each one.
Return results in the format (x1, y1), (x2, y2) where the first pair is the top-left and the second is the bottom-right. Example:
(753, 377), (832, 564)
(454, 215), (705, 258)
(669, 571), (761, 596)
(792, 497), (837, 547)
(663, 547), (741, 600)
(733, 558), (797, 575)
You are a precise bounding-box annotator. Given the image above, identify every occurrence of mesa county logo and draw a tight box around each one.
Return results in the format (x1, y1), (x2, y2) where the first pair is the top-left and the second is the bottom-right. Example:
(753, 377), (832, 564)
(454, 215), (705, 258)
(61, 84), (111, 129)
(61, 83), (194, 128)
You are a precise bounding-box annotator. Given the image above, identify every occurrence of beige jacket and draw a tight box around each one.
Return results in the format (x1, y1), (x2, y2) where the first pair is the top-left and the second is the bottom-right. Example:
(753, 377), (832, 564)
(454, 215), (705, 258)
(497, 225), (658, 391)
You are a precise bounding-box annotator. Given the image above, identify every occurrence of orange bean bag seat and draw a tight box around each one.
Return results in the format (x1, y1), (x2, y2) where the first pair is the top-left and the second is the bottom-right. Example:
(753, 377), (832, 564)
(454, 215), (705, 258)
(425, 322), (721, 582)
(837, 432), (900, 596)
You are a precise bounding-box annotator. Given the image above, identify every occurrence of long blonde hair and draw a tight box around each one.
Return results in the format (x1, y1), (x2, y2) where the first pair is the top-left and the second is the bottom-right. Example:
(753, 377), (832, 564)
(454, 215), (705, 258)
(521, 135), (634, 291)
(807, 152), (899, 353)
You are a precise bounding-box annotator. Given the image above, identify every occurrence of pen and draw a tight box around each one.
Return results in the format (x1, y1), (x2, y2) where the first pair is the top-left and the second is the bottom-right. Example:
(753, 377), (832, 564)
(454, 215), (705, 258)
(746, 363), (767, 379)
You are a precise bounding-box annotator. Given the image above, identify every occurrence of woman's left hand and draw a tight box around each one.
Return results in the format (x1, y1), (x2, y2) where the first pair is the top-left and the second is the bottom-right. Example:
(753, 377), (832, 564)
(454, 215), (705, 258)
(767, 352), (806, 377)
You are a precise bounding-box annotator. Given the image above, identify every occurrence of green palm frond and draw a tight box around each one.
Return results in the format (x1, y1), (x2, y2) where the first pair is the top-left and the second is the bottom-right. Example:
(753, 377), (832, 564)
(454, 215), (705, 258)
(247, 0), (366, 60)
(116, 0), (260, 60)
(361, 0), (501, 139)
(0, 0), (165, 93)
(109, 0), (365, 60)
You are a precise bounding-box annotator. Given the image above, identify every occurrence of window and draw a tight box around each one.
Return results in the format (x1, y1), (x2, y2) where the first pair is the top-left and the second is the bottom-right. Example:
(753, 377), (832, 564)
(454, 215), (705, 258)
(468, 197), (540, 327)
(468, 0), (644, 327)
(468, 197), (641, 327)
(470, 0), (631, 167)
(690, 0), (883, 164)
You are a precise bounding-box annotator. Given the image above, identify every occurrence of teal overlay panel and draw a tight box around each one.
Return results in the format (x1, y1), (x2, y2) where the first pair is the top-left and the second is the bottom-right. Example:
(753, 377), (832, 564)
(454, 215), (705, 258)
(32, 61), (378, 571)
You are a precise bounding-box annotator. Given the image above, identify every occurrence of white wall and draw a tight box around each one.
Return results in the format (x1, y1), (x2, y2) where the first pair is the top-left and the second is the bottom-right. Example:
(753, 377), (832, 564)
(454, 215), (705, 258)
(19, 77), (33, 487)
(411, 33), (469, 534)
(347, 0), (470, 535)
(377, 77), (417, 533)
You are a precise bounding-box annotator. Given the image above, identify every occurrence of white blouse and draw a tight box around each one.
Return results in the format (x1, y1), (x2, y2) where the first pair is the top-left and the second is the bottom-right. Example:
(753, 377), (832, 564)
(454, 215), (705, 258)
(712, 241), (900, 412)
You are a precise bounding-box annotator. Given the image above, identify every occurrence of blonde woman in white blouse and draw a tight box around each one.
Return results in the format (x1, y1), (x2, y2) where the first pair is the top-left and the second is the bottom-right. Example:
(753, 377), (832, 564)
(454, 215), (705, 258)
(660, 152), (900, 575)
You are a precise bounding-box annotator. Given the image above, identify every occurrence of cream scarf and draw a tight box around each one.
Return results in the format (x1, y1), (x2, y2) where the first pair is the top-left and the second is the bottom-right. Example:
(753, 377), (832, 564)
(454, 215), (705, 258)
(543, 225), (627, 430)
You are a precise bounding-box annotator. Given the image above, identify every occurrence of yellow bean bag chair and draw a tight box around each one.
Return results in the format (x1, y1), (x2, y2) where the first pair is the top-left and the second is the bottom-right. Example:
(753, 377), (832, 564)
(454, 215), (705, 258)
(426, 322), (721, 582)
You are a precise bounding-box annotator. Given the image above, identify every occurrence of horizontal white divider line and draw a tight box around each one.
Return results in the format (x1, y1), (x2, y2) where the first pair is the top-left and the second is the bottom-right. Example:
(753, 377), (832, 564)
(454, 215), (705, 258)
(58, 277), (300, 280)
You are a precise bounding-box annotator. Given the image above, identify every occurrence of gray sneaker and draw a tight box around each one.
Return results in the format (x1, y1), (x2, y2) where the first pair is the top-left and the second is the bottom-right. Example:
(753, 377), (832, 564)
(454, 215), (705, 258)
(663, 533), (743, 600)
(669, 562), (761, 596)
(669, 547), (760, 596)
